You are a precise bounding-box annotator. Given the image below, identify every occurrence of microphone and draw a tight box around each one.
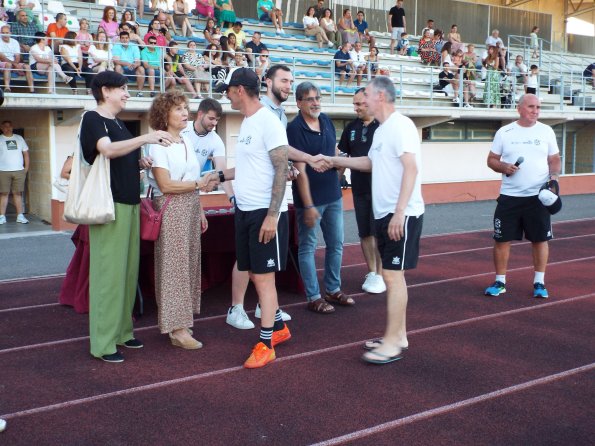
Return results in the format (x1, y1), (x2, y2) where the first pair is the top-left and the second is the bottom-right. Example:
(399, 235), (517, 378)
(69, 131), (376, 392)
(506, 156), (524, 177)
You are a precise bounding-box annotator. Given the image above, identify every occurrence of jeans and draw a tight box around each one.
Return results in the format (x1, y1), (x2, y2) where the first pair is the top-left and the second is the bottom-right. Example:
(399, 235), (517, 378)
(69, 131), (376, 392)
(296, 198), (344, 301)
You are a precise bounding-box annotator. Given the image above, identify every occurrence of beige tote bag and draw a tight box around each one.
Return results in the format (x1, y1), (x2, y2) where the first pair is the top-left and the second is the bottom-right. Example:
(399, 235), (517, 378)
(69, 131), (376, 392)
(63, 115), (115, 224)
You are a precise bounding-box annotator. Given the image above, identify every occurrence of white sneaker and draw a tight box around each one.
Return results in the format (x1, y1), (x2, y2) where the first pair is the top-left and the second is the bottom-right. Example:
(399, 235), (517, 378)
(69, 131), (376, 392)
(0, 215), (6, 225)
(255, 303), (292, 321)
(327, 41), (334, 48)
(226, 304), (255, 330)
(16, 214), (29, 224)
(362, 272), (387, 294)
(0, 418), (6, 432)
(464, 103), (474, 108)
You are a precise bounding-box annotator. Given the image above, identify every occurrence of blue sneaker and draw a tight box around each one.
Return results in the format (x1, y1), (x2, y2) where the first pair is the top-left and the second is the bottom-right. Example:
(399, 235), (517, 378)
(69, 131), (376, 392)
(485, 281), (506, 296)
(533, 283), (549, 298)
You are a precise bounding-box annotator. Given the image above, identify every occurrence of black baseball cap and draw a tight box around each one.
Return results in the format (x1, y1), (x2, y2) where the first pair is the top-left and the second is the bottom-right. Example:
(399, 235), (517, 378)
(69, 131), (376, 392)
(215, 67), (260, 93)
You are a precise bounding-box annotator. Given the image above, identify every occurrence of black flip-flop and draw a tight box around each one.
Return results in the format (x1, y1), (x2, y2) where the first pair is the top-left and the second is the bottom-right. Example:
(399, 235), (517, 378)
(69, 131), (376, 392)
(363, 338), (409, 352)
(362, 350), (403, 365)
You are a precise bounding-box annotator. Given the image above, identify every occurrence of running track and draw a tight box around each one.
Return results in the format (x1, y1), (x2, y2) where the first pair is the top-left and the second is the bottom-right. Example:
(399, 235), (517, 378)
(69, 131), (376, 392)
(0, 219), (594, 445)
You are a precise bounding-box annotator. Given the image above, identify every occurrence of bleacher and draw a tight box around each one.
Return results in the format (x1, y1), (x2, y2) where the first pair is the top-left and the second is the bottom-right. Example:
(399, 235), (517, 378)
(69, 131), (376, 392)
(2, 0), (594, 111)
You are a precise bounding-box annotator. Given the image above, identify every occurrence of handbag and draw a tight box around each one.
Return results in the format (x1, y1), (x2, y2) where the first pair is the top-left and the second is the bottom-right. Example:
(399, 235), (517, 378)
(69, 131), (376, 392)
(63, 114), (115, 225)
(140, 186), (172, 241)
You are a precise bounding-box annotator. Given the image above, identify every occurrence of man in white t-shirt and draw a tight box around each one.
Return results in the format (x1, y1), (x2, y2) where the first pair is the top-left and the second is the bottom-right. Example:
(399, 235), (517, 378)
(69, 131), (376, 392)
(485, 29), (504, 48)
(349, 42), (367, 87)
(0, 120), (30, 224)
(215, 67), (292, 368)
(0, 25), (34, 93)
(322, 76), (424, 365)
(485, 94), (561, 299)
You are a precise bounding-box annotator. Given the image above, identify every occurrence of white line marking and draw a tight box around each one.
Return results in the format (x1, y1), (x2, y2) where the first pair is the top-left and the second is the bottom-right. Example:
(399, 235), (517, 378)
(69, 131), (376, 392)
(310, 362), (595, 446)
(1, 293), (593, 421)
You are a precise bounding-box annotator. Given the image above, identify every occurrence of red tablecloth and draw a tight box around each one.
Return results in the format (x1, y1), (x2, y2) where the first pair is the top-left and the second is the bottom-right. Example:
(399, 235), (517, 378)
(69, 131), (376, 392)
(59, 206), (302, 313)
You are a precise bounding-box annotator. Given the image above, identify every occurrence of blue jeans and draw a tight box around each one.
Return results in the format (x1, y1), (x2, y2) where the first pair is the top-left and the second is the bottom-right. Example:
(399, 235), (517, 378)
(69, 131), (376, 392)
(296, 198), (344, 301)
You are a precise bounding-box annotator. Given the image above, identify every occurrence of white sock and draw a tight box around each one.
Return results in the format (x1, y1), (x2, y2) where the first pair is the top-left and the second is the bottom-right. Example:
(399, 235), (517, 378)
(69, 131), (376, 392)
(496, 275), (506, 284)
(534, 272), (545, 284)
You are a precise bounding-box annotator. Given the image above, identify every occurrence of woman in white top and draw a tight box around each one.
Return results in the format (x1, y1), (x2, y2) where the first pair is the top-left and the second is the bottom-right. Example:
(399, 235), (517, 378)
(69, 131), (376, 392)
(320, 8), (339, 47)
(87, 30), (110, 73)
(29, 32), (72, 93)
(60, 31), (94, 94)
(173, 0), (193, 37)
(147, 91), (216, 350)
(303, 6), (332, 48)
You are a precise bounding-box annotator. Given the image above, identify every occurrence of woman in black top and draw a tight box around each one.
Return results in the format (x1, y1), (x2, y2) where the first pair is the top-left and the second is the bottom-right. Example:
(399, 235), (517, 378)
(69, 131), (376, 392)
(80, 71), (174, 363)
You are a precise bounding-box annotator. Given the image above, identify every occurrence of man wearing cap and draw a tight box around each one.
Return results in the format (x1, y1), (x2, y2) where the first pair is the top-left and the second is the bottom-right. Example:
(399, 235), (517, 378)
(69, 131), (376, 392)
(216, 68), (292, 368)
(485, 94), (561, 299)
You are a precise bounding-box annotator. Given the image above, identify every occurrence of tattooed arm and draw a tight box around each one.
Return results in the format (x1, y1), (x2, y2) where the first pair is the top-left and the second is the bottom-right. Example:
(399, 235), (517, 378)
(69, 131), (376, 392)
(259, 145), (289, 243)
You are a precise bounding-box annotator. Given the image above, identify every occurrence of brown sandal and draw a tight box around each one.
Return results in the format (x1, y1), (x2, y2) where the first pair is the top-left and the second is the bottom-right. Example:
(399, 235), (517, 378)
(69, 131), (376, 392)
(307, 298), (335, 314)
(325, 290), (355, 306)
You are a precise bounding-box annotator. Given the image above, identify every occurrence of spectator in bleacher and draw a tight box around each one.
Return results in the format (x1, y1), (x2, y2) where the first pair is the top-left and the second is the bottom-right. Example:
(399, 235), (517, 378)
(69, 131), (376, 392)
(320, 8), (339, 47)
(173, 0), (194, 38)
(254, 48), (270, 80)
(452, 48), (474, 107)
(448, 24), (465, 53)
(507, 55), (528, 92)
(257, 0), (284, 35)
(29, 32), (72, 94)
(120, 9), (140, 32)
(47, 12), (69, 54)
(212, 25), (222, 43)
(583, 62), (595, 89)
(396, 32), (410, 56)
(112, 31), (146, 96)
(141, 36), (164, 97)
(245, 31), (267, 64)
(203, 18), (219, 46)
(433, 29), (445, 53)
(434, 61), (454, 96)
(349, 41), (367, 86)
(354, 11), (375, 49)
(313, 0), (325, 19)
(303, 6), (333, 49)
(219, 35), (234, 66)
(76, 19), (92, 61)
(164, 41), (199, 97)
(0, 24), (34, 92)
(227, 33), (239, 55)
(526, 64), (539, 95)
(365, 46), (378, 79)
(16, 0), (42, 33)
(88, 30), (110, 74)
(388, 0), (406, 55)
(120, 22), (144, 46)
(0, 1), (8, 24)
(440, 41), (452, 66)
(338, 9), (360, 46)
(483, 45), (501, 108)
(418, 29), (440, 66)
(529, 26), (539, 59)
(118, 0), (144, 19)
(498, 46), (509, 73)
(99, 6), (120, 42)
(421, 19), (435, 37)
(226, 21), (247, 48)
(214, 0), (236, 29)
(194, 0), (215, 19)
(203, 43), (226, 82)
(461, 45), (477, 101)
(334, 43), (355, 86)
(12, 9), (37, 56)
(154, 9), (177, 38)
(486, 29), (503, 48)
(182, 40), (210, 98)
(229, 52), (248, 69)
(144, 18), (168, 47)
(60, 31), (93, 94)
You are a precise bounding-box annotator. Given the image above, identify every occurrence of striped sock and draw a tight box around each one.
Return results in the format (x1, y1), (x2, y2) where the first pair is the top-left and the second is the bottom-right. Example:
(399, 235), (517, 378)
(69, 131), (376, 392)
(273, 309), (284, 331)
(259, 327), (273, 349)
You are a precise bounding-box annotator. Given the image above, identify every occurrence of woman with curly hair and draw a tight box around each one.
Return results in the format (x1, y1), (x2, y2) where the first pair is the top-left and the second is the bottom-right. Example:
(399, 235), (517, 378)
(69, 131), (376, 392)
(146, 91), (217, 350)
(99, 6), (119, 42)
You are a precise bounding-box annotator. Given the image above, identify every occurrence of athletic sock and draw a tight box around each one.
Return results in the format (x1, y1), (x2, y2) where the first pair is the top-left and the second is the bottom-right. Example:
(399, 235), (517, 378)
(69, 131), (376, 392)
(259, 327), (273, 349)
(496, 275), (506, 284)
(273, 309), (284, 331)
(534, 271), (545, 284)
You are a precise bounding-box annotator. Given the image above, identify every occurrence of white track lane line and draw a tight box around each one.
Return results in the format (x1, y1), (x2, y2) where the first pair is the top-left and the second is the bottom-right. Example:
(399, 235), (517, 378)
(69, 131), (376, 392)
(1, 255), (594, 353)
(1, 293), (593, 420)
(310, 362), (595, 446)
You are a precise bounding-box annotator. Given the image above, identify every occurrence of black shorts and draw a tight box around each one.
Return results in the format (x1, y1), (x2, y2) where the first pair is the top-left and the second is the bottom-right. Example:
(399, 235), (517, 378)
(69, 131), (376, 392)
(375, 214), (423, 271)
(353, 193), (375, 238)
(235, 208), (288, 274)
(493, 194), (552, 242)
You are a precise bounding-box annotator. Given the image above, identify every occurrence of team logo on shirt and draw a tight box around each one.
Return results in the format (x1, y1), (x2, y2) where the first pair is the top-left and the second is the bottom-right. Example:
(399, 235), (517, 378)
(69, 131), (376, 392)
(267, 258), (276, 268)
(392, 256), (401, 265)
(238, 135), (252, 145)
(350, 130), (356, 142)
(534, 139), (540, 146)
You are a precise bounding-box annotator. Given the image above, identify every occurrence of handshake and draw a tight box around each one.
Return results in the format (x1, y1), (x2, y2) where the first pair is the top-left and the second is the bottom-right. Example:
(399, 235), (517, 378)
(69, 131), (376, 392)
(307, 154), (336, 173)
(198, 170), (221, 193)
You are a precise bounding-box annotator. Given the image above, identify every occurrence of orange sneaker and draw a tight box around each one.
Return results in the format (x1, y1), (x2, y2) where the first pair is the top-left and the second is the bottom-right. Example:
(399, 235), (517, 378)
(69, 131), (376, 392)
(272, 324), (292, 347)
(244, 342), (276, 369)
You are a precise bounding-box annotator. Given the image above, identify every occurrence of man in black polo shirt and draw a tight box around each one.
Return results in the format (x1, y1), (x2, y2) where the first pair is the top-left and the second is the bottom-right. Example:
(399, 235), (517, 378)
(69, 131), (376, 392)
(245, 31), (268, 64)
(338, 88), (385, 294)
(287, 81), (350, 314)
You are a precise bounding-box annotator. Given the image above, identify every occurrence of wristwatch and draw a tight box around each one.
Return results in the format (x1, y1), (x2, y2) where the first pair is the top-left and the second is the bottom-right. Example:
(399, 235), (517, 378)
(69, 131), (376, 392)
(218, 170), (226, 183)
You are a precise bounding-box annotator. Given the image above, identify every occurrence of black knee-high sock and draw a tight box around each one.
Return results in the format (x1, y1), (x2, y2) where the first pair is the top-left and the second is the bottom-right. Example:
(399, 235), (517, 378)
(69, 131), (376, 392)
(259, 327), (273, 348)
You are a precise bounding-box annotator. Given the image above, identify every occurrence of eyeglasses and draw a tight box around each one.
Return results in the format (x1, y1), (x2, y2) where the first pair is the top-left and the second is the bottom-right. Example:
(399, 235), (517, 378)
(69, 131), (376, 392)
(300, 96), (321, 103)
(260, 55), (269, 58)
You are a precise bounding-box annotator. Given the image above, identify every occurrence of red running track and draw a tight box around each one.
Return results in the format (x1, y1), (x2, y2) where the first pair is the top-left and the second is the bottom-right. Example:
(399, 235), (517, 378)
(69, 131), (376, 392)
(0, 218), (594, 445)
